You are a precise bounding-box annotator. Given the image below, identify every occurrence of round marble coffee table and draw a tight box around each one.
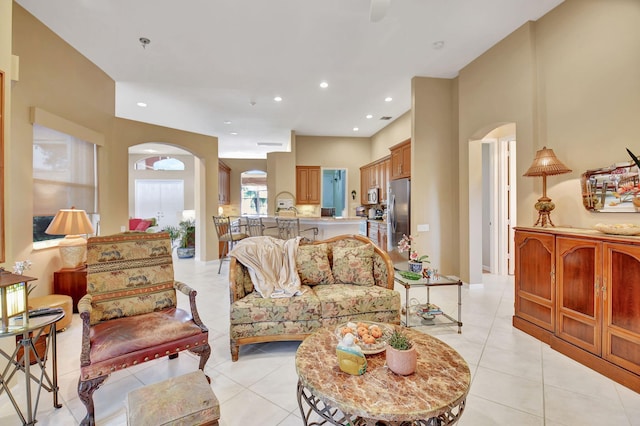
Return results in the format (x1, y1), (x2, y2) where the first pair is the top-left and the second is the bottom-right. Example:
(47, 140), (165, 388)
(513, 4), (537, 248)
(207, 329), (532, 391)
(295, 326), (470, 426)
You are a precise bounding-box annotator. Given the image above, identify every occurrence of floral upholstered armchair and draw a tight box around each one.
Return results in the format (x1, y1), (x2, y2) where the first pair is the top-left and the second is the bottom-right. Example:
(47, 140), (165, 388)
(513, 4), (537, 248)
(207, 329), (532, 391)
(77, 232), (210, 425)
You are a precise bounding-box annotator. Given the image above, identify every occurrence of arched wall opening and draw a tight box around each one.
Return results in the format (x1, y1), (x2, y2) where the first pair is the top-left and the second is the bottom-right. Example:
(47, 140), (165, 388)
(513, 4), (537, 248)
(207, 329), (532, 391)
(468, 123), (517, 283)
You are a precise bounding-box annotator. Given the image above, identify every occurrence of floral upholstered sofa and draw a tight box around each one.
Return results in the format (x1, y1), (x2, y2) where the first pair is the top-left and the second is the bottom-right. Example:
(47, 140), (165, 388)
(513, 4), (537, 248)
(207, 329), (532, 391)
(229, 234), (400, 361)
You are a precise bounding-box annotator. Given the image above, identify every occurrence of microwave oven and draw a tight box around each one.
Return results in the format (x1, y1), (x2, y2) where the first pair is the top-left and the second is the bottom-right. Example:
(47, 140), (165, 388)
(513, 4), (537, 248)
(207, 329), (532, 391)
(366, 188), (379, 205)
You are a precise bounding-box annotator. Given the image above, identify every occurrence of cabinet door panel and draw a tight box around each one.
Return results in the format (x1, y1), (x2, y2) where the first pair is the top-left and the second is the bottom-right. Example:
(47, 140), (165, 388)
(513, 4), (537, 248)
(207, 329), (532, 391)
(603, 243), (640, 374)
(556, 237), (601, 355)
(514, 231), (555, 331)
(609, 249), (640, 334)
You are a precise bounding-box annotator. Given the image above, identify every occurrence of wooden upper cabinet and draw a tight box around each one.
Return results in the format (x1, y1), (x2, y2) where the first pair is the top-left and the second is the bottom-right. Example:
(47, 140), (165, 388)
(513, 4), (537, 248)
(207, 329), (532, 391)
(390, 139), (411, 180)
(556, 237), (602, 355)
(218, 160), (231, 205)
(360, 155), (391, 204)
(360, 166), (370, 205)
(381, 156), (391, 203)
(296, 166), (321, 204)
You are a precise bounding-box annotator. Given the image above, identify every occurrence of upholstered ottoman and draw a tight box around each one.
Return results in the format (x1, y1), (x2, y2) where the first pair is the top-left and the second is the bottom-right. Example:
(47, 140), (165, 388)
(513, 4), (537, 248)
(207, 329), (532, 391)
(29, 294), (73, 331)
(127, 370), (219, 425)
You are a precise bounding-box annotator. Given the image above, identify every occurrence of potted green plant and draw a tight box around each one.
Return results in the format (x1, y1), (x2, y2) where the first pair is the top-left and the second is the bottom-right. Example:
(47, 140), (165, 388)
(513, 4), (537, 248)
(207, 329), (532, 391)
(386, 329), (417, 375)
(164, 219), (195, 258)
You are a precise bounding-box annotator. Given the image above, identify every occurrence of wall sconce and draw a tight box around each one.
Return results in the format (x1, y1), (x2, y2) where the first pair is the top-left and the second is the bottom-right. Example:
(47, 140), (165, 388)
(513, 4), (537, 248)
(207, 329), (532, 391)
(0, 272), (36, 332)
(523, 146), (572, 227)
(45, 207), (95, 269)
(351, 190), (357, 200)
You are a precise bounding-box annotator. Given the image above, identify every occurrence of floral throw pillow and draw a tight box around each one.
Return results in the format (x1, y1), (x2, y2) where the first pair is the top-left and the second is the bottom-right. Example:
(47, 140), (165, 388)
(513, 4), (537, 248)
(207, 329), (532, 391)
(332, 244), (374, 286)
(296, 243), (335, 285)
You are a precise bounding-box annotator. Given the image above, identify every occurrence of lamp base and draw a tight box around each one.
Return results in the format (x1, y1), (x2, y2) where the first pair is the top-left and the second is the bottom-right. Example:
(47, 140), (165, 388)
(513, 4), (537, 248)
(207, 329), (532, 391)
(58, 235), (87, 269)
(533, 197), (556, 227)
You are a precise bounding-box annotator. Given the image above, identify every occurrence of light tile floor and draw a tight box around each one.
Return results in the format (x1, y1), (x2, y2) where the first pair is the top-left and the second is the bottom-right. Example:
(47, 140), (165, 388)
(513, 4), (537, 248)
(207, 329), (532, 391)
(1, 258), (639, 425)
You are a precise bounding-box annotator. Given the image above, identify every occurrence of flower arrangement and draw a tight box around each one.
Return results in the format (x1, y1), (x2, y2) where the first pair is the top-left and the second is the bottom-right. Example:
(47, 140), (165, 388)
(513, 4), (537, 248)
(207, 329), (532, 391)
(397, 234), (430, 264)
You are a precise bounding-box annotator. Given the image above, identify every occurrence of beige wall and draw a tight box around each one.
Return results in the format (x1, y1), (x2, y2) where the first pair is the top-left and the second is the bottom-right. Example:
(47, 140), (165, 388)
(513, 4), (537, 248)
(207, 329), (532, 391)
(533, 0), (640, 227)
(411, 77), (457, 275)
(296, 135), (370, 216)
(370, 110), (411, 159)
(5, 5), (222, 295)
(456, 0), (640, 282)
(1, 0), (12, 265)
(10, 4), (115, 293)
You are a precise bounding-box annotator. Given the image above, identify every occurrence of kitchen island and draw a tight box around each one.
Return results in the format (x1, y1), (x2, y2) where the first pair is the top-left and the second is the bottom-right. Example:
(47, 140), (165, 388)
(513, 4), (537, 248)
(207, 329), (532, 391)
(258, 216), (365, 240)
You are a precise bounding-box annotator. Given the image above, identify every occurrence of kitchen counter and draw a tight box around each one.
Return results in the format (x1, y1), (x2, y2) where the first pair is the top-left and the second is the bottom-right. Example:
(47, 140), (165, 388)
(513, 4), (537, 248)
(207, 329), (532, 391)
(259, 216), (365, 239)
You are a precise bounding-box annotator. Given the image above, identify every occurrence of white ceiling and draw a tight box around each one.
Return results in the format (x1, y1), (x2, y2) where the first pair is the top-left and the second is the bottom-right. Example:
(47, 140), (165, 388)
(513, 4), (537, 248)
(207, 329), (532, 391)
(16, 0), (564, 159)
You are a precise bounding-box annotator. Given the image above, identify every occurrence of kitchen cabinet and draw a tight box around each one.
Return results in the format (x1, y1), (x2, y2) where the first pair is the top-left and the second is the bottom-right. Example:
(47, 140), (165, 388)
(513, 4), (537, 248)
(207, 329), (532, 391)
(514, 227), (640, 393)
(360, 165), (370, 205)
(390, 139), (411, 180)
(218, 160), (231, 205)
(360, 155), (391, 204)
(367, 220), (387, 251)
(296, 166), (321, 204)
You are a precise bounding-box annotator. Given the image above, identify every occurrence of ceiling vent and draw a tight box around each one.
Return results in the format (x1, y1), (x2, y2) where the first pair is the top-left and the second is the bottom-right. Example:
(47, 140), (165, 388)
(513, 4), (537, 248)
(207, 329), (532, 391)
(256, 142), (283, 147)
(379, 116), (392, 120)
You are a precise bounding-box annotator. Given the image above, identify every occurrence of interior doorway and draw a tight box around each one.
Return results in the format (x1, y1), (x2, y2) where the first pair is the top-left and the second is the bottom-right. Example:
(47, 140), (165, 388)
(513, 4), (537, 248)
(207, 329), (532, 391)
(134, 179), (185, 228)
(471, 124), (517, 280)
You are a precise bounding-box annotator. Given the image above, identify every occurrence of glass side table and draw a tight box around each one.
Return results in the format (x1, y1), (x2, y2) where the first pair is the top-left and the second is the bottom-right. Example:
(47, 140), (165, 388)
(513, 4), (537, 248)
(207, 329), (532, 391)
(0, 311), (64, 425)
(394, 271), (463, 333)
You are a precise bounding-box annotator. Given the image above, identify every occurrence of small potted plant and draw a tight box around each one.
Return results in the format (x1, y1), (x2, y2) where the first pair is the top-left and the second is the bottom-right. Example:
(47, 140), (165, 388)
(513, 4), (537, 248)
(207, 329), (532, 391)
(398, 234), (430, 273)
(386, 329), (417, 375)
(164, 219), (196, 258)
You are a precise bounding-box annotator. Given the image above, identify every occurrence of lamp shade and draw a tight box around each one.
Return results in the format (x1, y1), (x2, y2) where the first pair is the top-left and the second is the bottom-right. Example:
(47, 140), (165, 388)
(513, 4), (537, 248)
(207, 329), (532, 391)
(45, 208), (94, 236)
(523, 146), (572, 177)
(45, 208), (94, 269)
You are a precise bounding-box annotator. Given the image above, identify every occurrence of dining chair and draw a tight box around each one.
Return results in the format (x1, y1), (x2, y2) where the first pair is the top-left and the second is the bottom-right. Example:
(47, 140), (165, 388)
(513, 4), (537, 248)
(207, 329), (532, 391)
(213, 216), (249, 274)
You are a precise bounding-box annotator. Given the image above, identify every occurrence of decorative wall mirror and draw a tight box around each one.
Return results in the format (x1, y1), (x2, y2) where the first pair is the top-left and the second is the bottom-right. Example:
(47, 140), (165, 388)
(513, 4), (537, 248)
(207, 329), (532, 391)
(581, 161), (640, 212)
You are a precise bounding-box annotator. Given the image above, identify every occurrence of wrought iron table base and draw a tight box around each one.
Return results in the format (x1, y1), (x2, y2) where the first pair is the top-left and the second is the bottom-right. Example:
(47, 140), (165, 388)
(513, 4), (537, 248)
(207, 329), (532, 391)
(297, 380), (465, 426)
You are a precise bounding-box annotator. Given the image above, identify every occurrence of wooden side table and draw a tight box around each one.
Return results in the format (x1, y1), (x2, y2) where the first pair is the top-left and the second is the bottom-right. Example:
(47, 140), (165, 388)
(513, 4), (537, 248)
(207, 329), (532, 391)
(53, 266), (87, 313)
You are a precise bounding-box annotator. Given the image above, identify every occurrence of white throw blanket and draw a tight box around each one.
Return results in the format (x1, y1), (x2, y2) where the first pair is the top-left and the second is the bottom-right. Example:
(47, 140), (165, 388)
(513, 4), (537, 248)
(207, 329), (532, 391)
(229, 236), (304, 298)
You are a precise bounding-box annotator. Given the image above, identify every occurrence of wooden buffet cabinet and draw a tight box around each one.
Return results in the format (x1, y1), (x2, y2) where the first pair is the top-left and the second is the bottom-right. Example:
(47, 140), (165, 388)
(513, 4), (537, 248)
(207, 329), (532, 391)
(514, 227), (640, 392)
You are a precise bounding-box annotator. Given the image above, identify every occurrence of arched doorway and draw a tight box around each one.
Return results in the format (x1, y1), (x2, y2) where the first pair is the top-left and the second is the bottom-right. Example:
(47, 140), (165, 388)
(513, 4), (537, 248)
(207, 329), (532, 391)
(128, 142), (198, 248)
(469, 123), (517, 280)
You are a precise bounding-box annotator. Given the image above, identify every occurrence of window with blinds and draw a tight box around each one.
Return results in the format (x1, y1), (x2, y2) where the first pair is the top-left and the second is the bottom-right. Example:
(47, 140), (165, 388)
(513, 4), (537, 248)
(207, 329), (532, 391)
(33, 124), (97, 243)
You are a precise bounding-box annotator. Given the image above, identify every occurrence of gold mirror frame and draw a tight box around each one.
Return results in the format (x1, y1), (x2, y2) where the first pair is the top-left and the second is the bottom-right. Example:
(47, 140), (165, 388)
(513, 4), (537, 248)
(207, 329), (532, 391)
(581, 161), (640, 212)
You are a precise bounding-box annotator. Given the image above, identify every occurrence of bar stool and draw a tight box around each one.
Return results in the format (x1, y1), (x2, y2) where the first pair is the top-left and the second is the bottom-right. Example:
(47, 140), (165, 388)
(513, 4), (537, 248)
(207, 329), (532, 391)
(244, 217), (265, 237)
(275, 217), (318, 241)
(213, 216), (249, 274)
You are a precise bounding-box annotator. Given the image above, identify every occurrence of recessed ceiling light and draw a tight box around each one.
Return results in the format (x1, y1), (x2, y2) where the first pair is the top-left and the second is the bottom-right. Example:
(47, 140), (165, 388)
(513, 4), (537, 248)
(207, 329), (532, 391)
(137, 102), (147, 107)
(274, 96), (283, 102)
(366, 114), (373, 119)
(223, 120), (232, 125)
(319, 81), (329, 89)
(353, 127), (359, 132)
(230, 132), (238, 135)
(384, 97), (393, 102)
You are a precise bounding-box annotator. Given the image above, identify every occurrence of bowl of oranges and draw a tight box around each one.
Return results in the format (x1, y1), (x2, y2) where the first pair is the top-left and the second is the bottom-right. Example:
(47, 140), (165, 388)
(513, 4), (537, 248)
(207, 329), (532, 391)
(335, 321), (394, 354)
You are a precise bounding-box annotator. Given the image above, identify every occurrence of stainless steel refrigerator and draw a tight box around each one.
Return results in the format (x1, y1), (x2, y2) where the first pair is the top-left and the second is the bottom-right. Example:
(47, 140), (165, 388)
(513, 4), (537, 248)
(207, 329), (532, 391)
(387, 178), (410, 267)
